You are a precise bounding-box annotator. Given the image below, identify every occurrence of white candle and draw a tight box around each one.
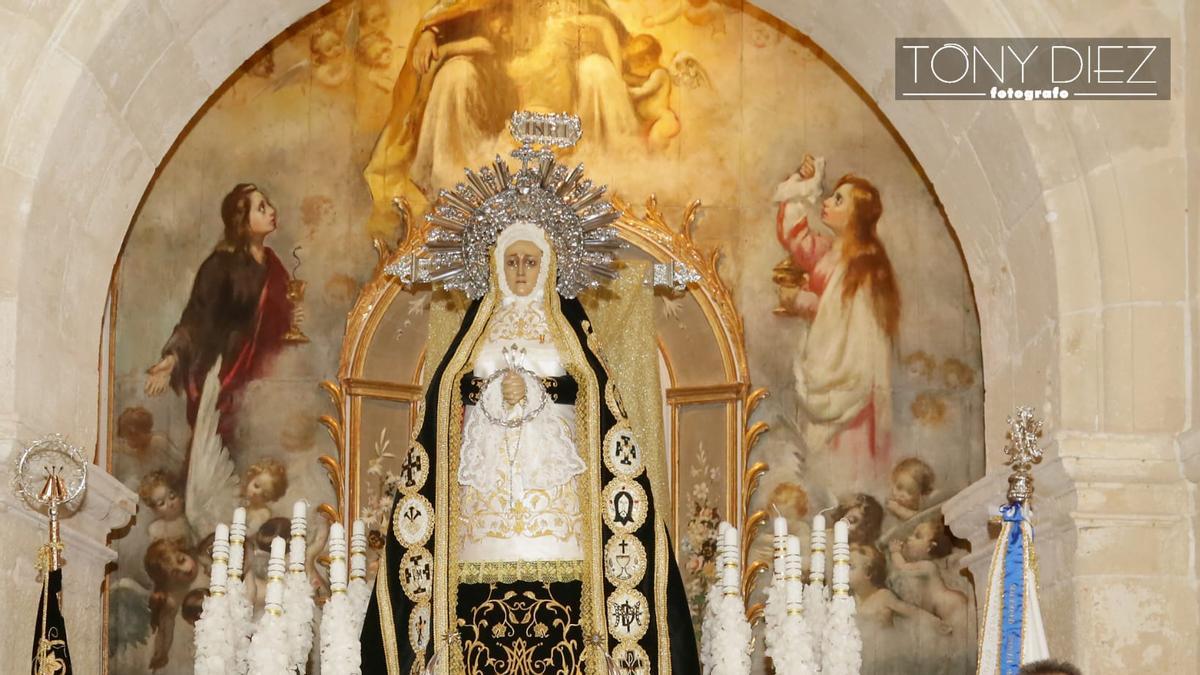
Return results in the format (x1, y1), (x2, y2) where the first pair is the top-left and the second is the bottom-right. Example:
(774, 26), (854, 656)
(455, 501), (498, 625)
(288, 536), (306, 573)
(773, 550), (787, 582)
(831, 520), (851, 596)
(265, 537), (286, 614)
(210, 523), (230, 596)
(773, 516), (788, 537)
(229, 508), (247, 580)
(722, 525), (738, 560)
(787, 534), (802, 557)
(350, 519), (368, 581)
(214, 523), (230, 552)
(785, 550), (803, 614)
(722, 563), (741, 597)
(809, 517), (827, 584)
(771, 516), (788, 581)
(352, 519), (367, 549)
(270, 536), (286, 564)
(329, 523), (347, 593)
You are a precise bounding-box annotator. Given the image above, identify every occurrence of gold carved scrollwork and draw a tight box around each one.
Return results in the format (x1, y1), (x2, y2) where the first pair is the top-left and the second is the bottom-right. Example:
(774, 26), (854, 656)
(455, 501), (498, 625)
(614, 196), (772, 621)
(318, 379), (346, 524)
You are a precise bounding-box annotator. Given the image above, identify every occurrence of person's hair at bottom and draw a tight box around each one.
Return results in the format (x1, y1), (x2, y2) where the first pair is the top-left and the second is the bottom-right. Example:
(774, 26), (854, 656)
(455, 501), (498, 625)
(1018, 659), (1082, 675)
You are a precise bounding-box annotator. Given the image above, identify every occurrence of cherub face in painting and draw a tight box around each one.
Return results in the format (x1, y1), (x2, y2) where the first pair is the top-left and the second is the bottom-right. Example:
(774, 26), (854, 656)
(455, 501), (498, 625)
(124, 427), (152, 451)
(623, 36), (662, 79)
(902, 521), (939, 561)
(821, 183), (855, 234)
(503, 240), (543, 297)
(312, 29), (346, 62)
(165, 548), (199, 586)
(243, 472), (278, 507)
(842, 502), (867, 535)
(890, 473), (924, 512)
(247, 191), (277, 238)
(361, 2), (389, 35)
(359, 34), (394, 69)
(147, 483), (184, 520)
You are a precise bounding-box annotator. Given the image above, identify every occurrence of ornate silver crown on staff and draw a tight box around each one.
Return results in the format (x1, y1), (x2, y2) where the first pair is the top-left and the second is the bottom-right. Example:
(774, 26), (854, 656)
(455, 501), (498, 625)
(1004, 405), (1044, 504)
(387, 111), (625, 299)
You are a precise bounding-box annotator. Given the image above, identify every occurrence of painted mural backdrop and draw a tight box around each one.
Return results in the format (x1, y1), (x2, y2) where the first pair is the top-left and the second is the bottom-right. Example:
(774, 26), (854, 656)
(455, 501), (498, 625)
(108, 1), (982, 673)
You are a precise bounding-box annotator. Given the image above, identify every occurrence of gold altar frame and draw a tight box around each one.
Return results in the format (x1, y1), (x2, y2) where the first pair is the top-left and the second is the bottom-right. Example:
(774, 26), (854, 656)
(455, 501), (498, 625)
(318, 196), (771, 610)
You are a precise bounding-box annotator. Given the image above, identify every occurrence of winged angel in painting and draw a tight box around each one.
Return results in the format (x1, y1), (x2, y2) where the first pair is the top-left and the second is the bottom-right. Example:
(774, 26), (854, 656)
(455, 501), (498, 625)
(112, 359), (242, 670)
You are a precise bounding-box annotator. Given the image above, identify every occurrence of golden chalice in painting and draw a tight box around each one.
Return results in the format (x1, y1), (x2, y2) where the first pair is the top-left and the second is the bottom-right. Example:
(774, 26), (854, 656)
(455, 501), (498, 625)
(285, 247), (309, 343)
(284, 279), (309, 343)
(772, 257), (809, 316)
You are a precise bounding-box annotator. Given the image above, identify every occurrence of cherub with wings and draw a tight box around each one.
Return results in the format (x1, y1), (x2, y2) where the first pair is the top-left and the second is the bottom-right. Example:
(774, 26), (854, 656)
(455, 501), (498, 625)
(272, 9), (360, 91)
(669, 50), (713, 90)
(114, 357), (242, 670)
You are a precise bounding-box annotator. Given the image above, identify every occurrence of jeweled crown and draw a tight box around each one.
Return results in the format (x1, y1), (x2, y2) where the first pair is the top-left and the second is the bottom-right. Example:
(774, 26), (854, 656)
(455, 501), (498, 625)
(419, 112), (623, 299)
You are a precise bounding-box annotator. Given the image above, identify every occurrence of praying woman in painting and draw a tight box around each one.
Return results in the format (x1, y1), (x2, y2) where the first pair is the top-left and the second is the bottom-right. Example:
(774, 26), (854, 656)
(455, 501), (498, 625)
(144, 183), (301, 447)
(774, 154), (900, 475)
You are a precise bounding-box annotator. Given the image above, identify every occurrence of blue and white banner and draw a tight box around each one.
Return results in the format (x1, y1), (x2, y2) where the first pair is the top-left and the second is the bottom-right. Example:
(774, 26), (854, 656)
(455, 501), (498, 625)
(976, 503), (1050, 675)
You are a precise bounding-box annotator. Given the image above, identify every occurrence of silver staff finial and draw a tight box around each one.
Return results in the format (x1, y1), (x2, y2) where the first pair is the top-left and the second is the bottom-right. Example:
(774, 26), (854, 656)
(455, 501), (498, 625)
(1003, 406), (1044, 505)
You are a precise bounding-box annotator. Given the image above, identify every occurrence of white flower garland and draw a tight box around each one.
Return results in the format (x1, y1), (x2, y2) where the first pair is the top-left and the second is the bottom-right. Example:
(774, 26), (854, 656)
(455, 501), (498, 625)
(803, 582), (828, 664)
(819, 595), (862, 675)
(763, 581), (787, 661)
(319, 592), (362, 675)
(283, 573), (315, 671)
(708, 593), (753, 675)
(193, 592), (231, 675)
(769, 584), (817, 675)
(247, 609), (290, 675)
(348, 580), (372, 634)
(225, 578), (253, 674)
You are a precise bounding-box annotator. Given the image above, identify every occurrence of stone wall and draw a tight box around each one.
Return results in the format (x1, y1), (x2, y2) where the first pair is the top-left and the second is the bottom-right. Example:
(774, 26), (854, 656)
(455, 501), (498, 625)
(0, 0), (1196, 672)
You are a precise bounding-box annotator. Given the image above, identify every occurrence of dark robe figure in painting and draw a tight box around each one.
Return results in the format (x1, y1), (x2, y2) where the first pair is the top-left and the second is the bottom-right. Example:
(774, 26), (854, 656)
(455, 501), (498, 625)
(144, 183), (299, 450)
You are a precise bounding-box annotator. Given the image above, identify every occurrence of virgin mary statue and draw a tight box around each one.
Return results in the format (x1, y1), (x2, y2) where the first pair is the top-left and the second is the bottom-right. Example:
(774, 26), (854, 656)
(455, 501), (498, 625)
(360, 115), (699, 674)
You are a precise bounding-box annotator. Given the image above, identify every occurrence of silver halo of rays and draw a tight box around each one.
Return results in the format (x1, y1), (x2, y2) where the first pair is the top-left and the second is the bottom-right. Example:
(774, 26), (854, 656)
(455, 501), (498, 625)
(421, 112), (625, 300)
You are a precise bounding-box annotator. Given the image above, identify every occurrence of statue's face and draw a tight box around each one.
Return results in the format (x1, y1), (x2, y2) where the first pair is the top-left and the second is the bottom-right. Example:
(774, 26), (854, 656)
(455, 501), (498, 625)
(503, 240), (543, 297)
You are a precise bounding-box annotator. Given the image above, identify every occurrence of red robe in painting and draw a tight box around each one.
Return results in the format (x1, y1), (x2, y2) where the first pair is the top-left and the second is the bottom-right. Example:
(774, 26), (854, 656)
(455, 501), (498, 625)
(160, 247), (293, 447)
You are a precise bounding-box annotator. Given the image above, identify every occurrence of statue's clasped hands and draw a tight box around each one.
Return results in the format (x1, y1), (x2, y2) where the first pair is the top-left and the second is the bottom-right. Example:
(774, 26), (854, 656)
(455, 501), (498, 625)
(479, 345), (549, 428)
(501, 370), (527, 408)
(501, 345), (529, 408)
